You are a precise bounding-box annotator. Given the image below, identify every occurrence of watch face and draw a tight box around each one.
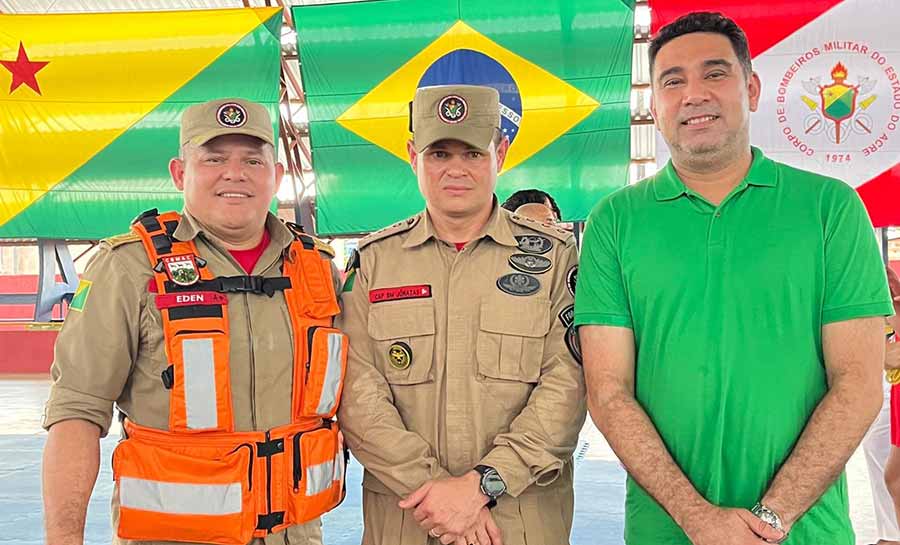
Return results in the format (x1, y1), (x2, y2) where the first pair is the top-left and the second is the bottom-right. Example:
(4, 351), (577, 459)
(482, 471), (507, 497)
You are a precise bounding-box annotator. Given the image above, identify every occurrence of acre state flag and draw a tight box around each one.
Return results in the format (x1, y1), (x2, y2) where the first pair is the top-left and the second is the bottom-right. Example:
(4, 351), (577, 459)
(0, 8), (282, 239)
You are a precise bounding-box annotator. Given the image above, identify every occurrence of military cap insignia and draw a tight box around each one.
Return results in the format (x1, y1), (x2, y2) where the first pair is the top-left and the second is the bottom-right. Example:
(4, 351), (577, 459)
(566, 266), (578, 297)
(508, 253), (552, 274)
(496, 273), (541, 296)
(514, 234), (552, 255)
(162, 254), (200, 286)
(389, 341), (413, 370)
(438, 95), (468, 124)
(217, 102), (247, 128)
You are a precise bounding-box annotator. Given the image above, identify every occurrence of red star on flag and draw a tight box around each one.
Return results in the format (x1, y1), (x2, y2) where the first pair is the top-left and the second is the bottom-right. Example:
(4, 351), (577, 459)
(1, 42), (49, 95)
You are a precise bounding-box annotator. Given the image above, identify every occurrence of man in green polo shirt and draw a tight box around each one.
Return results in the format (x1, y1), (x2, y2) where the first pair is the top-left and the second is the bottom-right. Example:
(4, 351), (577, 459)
(575, 11), (892, 545)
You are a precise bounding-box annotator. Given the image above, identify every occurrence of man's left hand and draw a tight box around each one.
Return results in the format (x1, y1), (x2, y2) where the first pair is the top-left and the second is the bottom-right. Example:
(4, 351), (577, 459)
(399, 471), (488, 539)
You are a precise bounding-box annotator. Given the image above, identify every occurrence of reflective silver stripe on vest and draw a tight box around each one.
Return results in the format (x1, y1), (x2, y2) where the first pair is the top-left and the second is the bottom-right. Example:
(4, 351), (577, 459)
(119, 476), (242, 515)
(306, 458), (335, 496)
(315, 333), (344, 415)
(182, 338), (217, 429)
(333, 449), (345, 483)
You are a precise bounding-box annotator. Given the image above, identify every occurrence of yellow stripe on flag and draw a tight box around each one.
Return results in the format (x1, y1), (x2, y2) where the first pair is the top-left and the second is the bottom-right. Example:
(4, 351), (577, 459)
(0, 7), (280, 227)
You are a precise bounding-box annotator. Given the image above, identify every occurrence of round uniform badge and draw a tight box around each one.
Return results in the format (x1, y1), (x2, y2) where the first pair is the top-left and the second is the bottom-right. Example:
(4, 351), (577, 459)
(216, 102), (247, 128)
(514, 234), (553, 255)
(388, 341), (413, 370)
(437, 95), (468, 124)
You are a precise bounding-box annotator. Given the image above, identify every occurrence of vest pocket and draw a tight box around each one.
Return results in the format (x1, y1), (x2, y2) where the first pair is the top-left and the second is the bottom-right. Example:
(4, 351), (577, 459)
(168, 328), (232, 433)
(112, 437), (255, 545)
(297, 326), (348, 419)
(287, 424), (345, 525)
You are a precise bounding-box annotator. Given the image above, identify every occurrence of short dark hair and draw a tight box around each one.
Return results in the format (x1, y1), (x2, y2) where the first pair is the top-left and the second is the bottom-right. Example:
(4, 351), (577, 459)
(501, 189), (562, 221)
(649, 12), (752, 78)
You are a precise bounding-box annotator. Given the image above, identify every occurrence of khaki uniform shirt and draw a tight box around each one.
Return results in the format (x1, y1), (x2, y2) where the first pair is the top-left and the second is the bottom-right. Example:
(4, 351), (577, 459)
(336, 205), (586, 545)
(43, 211), (339, 545)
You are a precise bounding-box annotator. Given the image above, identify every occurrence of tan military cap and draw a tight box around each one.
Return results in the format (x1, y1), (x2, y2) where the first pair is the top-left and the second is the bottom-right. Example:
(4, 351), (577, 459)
(180, 97), (275, 147)
(411, 85), (500, 152)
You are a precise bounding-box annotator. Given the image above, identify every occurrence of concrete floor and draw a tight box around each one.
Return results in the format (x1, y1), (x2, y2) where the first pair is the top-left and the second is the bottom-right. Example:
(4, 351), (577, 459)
(0, 379), (885, 545)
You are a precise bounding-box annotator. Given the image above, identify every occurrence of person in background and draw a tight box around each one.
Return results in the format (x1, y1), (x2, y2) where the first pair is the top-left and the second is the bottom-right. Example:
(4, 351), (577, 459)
(501, 189), (562, 223)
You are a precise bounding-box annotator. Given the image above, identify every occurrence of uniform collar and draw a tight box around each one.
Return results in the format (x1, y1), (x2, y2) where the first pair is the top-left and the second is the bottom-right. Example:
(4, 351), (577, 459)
(402, 199), (518, 249)
(653, 146), (777, 201)
(174, 210), (294, 250)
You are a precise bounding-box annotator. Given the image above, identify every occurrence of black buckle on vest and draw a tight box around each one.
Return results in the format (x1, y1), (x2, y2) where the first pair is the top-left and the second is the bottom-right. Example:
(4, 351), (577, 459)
(131, 208), (159, 226)
(161, 365), (174, 389)
(255, 437), (285, 457)
(219, 276), (264, 294)
(256, 511), (285, 532)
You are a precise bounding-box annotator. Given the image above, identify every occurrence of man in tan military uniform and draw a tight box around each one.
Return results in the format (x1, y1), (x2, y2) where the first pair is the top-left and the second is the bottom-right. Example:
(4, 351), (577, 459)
(337, 85), (586, 545)
(42, 98), (340, 545)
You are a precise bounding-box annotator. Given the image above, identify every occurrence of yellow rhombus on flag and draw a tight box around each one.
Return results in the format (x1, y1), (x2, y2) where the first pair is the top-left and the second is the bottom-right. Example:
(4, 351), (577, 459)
(337, 21), (600, 173)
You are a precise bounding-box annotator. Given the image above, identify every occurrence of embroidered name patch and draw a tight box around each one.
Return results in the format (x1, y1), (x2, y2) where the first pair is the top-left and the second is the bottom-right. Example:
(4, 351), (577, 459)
(369, 285), (432, 304)
(156, 291), (227, 310)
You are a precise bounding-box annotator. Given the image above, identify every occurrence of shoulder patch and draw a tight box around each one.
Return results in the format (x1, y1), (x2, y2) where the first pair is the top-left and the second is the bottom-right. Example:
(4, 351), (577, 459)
(358, 215), (421, 250)
(101, 231), (141, 249)
(508, 214), (573, 242)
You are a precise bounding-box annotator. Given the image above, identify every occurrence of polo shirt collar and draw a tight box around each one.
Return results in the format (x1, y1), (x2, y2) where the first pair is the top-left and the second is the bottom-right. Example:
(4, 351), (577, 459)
(652, 146), (777, 201)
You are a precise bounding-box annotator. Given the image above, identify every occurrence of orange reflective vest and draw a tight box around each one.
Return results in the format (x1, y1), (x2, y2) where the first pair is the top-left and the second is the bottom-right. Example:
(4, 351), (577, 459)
(112, 210), (348, 545)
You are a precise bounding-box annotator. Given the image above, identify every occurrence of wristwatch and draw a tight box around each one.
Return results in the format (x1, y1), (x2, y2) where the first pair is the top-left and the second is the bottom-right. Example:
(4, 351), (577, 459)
(473, 465), (507, 509)
(751, 503), (787, 543)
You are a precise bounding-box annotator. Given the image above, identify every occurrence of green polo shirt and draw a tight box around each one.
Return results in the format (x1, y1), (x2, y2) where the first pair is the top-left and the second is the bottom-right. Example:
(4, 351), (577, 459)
(575, 147), (892, 545)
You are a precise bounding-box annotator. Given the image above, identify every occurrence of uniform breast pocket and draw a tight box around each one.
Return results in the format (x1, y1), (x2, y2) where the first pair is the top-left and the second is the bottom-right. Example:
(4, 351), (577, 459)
(367, 300), (435, 385)
(476, 295), (550, 383)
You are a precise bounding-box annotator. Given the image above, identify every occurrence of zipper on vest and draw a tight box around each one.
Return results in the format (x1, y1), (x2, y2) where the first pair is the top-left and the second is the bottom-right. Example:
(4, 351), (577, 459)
(229, 443), (254, 492)
(305, 326), (323, 384)
(264, 430), (273, 514)
(172, 329), (225, 336)
(293, 431), (303, 492)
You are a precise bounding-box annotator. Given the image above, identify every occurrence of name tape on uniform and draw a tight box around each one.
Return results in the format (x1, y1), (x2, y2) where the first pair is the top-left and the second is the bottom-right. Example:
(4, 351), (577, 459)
(369, 284), (432, 304)
(156, 291), (228, 310)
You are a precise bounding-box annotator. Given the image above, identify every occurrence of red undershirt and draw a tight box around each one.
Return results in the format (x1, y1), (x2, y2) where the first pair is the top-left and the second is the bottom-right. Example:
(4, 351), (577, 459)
(148, 230), (271, 293)
(454, 242), (467, 251)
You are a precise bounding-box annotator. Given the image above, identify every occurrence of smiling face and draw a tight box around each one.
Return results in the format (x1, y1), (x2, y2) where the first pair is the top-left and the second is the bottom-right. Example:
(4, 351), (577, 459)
(169, 134), (283, 240)
(650, 32), (761, 169)
(407, 137), (508, 221)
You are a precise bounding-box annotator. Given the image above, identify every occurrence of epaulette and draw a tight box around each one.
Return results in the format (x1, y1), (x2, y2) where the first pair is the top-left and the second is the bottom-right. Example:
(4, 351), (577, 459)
(312, 237), (335, 258)
(358, 214), (421, 250)
(101, 231), (141, 249)
(508, 213), (573, 242)
(283, 220), (335, 258)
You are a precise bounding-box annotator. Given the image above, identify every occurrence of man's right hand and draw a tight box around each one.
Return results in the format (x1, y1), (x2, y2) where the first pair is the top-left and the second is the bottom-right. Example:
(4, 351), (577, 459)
(682, 505), (784, 545)
(446, 507), (503, 545)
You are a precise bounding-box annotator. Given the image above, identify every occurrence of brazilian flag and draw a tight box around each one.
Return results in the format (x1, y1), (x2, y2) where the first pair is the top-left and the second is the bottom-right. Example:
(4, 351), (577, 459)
(0, 8), (282, 239)
(294, 0), (634, 235)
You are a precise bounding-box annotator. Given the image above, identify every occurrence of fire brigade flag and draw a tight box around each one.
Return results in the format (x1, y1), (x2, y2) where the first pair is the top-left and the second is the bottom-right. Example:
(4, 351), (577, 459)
(0, 8), (282, 239)
(651, 0), (900, 227)
(293, 0), (635, 235)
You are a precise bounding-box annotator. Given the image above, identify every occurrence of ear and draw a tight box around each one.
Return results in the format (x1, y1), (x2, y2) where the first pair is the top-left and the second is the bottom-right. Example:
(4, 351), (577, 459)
(495, 136), (510, 171)
(169, 158), (186, 191)
(748, 71), (762, 112)
(649, 91), (660, 132)
(274, 162), (286, 193)
(407, 139), (418, 175)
